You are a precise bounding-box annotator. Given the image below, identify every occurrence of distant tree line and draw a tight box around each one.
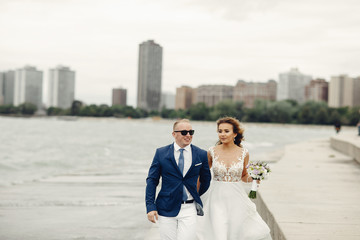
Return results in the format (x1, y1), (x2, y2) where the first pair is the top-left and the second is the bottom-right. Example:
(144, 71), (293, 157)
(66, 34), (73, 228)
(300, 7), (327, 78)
(1, 99), (359, 126)
(0, 103), (38, 115)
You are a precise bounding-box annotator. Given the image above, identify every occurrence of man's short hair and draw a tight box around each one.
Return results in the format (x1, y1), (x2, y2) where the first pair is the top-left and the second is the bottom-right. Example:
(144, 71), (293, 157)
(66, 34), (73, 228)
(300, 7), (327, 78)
(173, 119), (190, 131)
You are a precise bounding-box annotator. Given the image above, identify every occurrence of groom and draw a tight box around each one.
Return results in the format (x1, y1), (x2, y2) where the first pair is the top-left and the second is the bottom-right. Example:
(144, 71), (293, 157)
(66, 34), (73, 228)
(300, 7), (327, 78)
(146, 119), (211, 240)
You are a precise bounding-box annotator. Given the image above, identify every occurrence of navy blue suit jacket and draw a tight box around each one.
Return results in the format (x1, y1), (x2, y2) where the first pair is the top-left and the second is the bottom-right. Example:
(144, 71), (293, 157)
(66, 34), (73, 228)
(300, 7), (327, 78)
(145, 143), (211, 217)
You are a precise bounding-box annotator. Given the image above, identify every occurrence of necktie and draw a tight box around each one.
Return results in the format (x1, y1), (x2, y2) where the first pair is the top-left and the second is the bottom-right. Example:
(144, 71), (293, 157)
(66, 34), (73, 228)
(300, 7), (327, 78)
(178, 149), (188, 201)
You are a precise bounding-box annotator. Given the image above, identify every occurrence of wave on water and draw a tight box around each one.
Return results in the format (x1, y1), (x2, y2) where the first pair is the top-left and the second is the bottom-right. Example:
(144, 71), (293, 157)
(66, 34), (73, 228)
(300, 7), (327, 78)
(0, 162), (19, 171)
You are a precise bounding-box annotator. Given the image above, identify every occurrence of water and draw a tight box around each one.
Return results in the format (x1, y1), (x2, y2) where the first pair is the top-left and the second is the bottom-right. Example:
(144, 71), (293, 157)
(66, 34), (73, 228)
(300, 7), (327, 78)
(0, 116), (338, 239)
(0, 116), (337, 186)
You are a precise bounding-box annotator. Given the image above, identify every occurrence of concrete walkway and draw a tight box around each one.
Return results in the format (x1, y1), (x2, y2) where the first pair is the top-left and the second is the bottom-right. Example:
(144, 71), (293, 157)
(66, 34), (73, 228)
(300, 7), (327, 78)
(259, 137), (360, 240)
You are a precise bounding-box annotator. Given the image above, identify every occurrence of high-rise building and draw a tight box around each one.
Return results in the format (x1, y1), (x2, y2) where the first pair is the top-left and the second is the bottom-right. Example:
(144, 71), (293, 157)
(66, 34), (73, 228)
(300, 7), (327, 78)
(305, 79), (328, 102)
(160, 92), (175, 109)
(195, 85), (234, 107)
(233, 80), (277, 108)
(48, 65), (75, 109)
(112, 88), (127, 106)
(277, 68), (312, 103)
(137, 40), (163, 111)
(353, 77), (360, 107)
(14, 66), (43, 109)
(2, 70), (15, 105)
(175, 86), (195, 110)
(329, 75), (360, 107)
(0, 72), (3, 105)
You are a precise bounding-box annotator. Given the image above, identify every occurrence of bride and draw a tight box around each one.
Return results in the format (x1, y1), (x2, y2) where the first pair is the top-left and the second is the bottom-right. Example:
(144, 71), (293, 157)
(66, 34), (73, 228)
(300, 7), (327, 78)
(197, 117), (272, 240)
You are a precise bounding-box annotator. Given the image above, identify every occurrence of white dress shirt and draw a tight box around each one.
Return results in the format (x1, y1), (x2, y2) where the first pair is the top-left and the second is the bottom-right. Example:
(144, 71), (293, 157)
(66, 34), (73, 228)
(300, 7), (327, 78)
(173, 142), (193, 200)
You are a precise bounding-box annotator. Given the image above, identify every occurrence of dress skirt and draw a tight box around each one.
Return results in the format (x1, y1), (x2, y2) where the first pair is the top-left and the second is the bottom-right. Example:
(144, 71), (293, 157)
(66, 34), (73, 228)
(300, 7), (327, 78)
(196, 180), (272, 240)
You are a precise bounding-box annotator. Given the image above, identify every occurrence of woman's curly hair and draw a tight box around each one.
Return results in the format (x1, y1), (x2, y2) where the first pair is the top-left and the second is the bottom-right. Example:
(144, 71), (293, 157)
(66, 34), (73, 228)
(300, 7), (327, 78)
(216, 117), (245, 147)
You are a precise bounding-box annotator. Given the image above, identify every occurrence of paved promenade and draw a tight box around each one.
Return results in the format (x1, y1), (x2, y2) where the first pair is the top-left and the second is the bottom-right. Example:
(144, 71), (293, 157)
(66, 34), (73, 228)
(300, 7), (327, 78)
(145, 135), (360, 240)
(260, 136), (360, 240)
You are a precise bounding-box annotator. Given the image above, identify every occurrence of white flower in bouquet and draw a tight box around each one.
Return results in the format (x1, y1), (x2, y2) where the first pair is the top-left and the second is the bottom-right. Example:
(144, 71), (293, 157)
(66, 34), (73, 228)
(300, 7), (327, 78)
(246, 161), (271, 199)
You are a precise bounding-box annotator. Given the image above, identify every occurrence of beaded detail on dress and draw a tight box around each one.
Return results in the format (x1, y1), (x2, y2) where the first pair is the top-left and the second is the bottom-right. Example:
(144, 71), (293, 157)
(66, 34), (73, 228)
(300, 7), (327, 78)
(209, 146), (248, 182)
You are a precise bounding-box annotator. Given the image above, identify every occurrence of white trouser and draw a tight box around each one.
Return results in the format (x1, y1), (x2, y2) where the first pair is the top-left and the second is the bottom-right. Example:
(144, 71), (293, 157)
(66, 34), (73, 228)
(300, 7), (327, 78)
(158, 203), (197, 240)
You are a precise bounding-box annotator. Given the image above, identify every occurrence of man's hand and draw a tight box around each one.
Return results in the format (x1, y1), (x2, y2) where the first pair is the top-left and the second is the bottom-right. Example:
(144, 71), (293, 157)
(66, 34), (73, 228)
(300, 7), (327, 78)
(147, 211), (158, 223)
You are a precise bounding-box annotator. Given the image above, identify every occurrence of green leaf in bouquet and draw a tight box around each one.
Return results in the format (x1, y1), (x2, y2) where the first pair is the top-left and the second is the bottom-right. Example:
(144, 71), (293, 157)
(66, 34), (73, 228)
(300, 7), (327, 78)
(249, 190), (257, 199)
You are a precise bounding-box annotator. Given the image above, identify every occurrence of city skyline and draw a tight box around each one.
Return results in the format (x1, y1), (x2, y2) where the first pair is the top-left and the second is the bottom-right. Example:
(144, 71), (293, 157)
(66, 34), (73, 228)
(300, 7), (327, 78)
(1, 64), (358, 108)
(1, 0), (360, 106)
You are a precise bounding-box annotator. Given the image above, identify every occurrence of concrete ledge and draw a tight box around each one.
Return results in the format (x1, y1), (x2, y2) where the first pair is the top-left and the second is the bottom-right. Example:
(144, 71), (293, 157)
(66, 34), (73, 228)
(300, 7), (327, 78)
(331, 133), (360, 164)
(254, 194), (286, 240)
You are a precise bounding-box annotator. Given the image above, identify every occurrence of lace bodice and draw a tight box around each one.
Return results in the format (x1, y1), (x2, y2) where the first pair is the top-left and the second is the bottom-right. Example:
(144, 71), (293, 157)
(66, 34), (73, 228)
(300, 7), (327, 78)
(209, 146), (248, 182)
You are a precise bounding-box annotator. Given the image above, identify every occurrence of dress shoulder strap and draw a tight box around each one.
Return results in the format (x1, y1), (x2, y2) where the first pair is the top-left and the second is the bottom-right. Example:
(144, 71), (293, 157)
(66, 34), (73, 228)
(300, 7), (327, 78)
(241, 148), (248, 161)
(208, 146), (215, 159)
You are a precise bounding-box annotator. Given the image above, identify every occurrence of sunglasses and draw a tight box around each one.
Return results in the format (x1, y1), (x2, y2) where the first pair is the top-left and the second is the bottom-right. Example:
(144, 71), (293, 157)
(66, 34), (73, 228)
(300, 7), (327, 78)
(174, 130), (195, 136)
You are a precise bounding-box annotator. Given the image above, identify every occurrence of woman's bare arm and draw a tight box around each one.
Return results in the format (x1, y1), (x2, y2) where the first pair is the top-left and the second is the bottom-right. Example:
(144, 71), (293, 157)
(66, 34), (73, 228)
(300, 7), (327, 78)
(241, 152), (252, 182)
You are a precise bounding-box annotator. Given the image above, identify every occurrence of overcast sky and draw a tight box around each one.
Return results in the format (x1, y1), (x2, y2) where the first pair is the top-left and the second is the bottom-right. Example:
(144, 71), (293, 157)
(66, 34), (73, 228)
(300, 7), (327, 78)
(1, 0), (359, 106)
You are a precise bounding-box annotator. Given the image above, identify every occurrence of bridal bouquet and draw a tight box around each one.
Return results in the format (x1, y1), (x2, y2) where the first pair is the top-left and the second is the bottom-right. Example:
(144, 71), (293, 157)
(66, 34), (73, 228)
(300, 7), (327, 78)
(246, 161), (271, 199)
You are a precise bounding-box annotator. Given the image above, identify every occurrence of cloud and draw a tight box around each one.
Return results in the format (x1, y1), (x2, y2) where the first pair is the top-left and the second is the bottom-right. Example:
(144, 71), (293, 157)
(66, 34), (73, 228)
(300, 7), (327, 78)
(183, 0), (280, 21)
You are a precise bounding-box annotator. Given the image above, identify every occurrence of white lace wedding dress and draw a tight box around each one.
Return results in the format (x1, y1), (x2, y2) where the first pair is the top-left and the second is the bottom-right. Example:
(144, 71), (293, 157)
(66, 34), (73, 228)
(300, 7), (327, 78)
(196, 146), (272, 240)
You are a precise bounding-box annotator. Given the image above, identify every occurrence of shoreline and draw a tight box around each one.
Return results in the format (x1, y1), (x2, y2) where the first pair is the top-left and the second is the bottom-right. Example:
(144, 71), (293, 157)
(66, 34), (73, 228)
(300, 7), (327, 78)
(1, 114), (355, 130)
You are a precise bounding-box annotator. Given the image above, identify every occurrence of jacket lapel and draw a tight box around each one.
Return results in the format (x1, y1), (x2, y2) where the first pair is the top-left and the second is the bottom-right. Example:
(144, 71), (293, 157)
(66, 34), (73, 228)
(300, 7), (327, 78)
(184, 144), (197, 178)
